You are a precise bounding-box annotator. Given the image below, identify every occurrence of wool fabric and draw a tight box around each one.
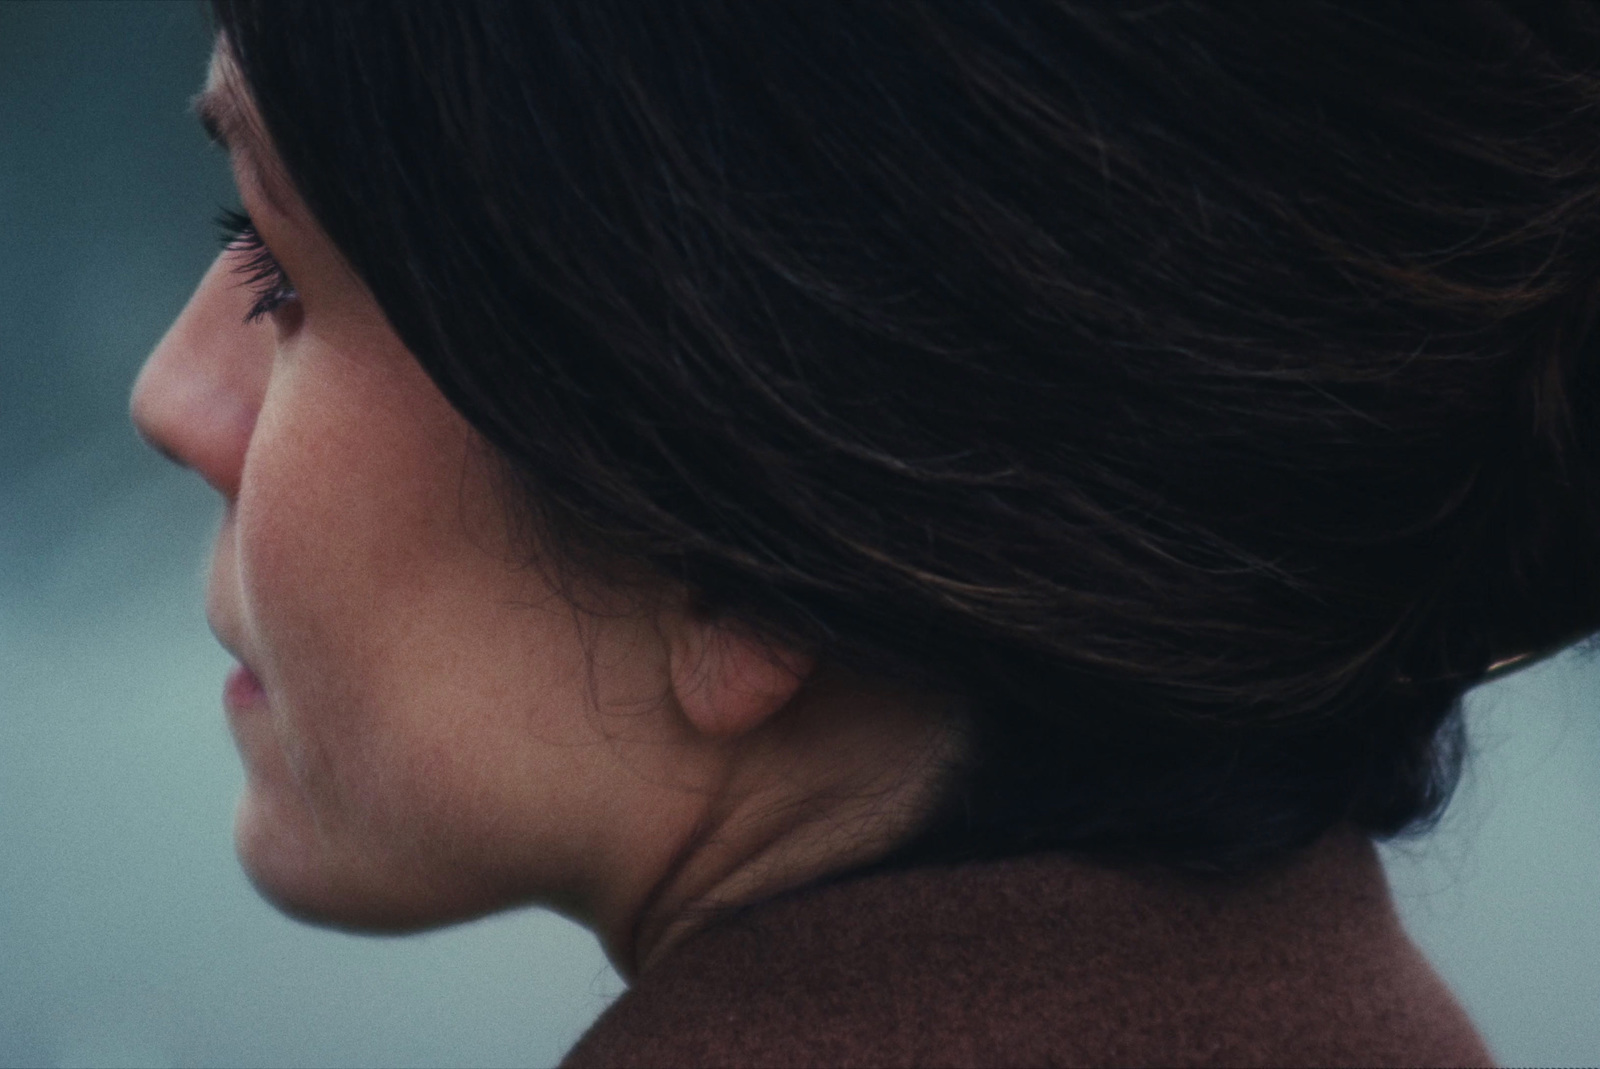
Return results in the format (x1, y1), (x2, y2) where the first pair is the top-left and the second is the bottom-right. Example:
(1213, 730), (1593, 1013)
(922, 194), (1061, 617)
(564, 830), (1489, 1067)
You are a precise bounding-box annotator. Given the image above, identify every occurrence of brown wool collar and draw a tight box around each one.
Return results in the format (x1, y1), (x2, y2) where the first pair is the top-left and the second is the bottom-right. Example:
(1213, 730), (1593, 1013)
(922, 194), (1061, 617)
(565, 831), (1492, 1068)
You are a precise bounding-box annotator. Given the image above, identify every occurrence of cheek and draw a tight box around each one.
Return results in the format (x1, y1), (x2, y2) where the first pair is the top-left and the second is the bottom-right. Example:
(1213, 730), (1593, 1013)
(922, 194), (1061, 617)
(225, 340), (627, 888)
(219, 332), (693, 928)
(231, 348), (491, 835)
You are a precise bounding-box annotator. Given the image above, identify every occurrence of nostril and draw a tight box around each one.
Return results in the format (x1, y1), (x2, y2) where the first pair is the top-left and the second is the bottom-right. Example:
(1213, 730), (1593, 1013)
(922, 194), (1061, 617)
(138, 428), (186, 469)
(128, 370), (254, 500)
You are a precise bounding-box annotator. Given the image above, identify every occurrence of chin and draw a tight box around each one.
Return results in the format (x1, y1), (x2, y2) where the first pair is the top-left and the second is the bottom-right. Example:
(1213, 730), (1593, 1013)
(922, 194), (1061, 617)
(232, 786), (498, 935)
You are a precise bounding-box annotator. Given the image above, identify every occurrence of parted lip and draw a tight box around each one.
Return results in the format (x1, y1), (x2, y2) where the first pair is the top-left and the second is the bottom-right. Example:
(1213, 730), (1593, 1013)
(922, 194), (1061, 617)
(210, 625), (258, 686)
(211, 609), (269, 717)
(204, 517), (256, 683)
(205, 594), (257, 684)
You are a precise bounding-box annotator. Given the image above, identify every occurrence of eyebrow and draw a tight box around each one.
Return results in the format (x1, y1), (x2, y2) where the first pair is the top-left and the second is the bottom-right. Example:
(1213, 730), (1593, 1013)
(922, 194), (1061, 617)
(194, 84), (243, 151)
(192, 69), (292, 216)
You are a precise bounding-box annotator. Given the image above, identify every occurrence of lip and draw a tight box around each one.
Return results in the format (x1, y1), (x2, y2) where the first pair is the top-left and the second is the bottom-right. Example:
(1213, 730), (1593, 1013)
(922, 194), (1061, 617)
(207, 611), (264, 713)
(224, 661), (268, 714)
(207, 573), (264, 716)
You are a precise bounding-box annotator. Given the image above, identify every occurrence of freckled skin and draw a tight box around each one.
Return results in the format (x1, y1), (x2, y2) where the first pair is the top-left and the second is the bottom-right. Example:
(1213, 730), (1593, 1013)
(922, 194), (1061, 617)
(130, 47), (955, 975)
(137, 202), (703, 934)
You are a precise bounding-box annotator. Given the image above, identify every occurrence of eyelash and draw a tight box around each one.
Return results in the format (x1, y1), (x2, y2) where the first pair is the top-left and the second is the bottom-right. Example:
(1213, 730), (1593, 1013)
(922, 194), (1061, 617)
(214, 207), (299, 324)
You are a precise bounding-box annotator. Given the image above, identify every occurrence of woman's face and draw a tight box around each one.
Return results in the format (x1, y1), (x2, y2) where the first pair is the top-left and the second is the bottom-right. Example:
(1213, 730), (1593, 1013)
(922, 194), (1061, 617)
(130, 54), (708, 932)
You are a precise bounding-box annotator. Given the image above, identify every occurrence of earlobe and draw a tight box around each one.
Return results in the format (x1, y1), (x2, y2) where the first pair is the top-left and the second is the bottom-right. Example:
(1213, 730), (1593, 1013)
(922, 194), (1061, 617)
(667, 617), (815, 739)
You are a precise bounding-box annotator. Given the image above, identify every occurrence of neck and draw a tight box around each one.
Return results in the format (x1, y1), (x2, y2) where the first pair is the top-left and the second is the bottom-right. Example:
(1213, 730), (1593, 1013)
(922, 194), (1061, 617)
(601, 674), (965, 979)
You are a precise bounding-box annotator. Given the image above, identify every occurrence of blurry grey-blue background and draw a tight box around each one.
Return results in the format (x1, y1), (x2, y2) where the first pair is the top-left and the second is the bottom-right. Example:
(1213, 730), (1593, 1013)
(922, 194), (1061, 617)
(0, 2), (1593, 1066)
(0, 4), (617, 1067)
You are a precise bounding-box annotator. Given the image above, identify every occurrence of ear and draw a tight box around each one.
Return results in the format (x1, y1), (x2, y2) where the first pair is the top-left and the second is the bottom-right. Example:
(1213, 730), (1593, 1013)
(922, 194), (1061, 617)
(666, 615), (815, 739)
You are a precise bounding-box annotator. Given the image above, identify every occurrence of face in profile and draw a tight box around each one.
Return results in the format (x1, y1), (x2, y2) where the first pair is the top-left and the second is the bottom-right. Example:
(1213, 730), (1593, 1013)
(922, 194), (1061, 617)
(130, 50), (716, 935)
(129, 36), (959, 973)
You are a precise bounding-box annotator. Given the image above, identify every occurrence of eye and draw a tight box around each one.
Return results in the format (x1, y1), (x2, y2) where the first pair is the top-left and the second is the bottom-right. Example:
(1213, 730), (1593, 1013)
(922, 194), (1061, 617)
(214, 207), (300, 324)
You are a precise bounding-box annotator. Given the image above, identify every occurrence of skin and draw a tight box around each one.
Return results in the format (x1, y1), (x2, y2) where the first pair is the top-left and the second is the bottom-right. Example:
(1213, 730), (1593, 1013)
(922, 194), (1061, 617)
(130, 48), (961, 978)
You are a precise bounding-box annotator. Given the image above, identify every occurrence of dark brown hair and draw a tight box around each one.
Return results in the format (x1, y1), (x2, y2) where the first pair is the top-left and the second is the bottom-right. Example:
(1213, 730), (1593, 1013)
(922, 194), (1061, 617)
(212, 0), (1600, 872)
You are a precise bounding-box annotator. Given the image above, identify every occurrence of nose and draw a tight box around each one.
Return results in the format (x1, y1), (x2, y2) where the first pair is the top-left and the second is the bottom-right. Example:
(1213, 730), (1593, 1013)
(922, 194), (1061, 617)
(131, 253), (273, 499)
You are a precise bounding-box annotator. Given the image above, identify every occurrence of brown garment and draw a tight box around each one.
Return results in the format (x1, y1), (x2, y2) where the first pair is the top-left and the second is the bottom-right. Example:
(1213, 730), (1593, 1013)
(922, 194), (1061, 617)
(563, 832), (1491, 1067)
